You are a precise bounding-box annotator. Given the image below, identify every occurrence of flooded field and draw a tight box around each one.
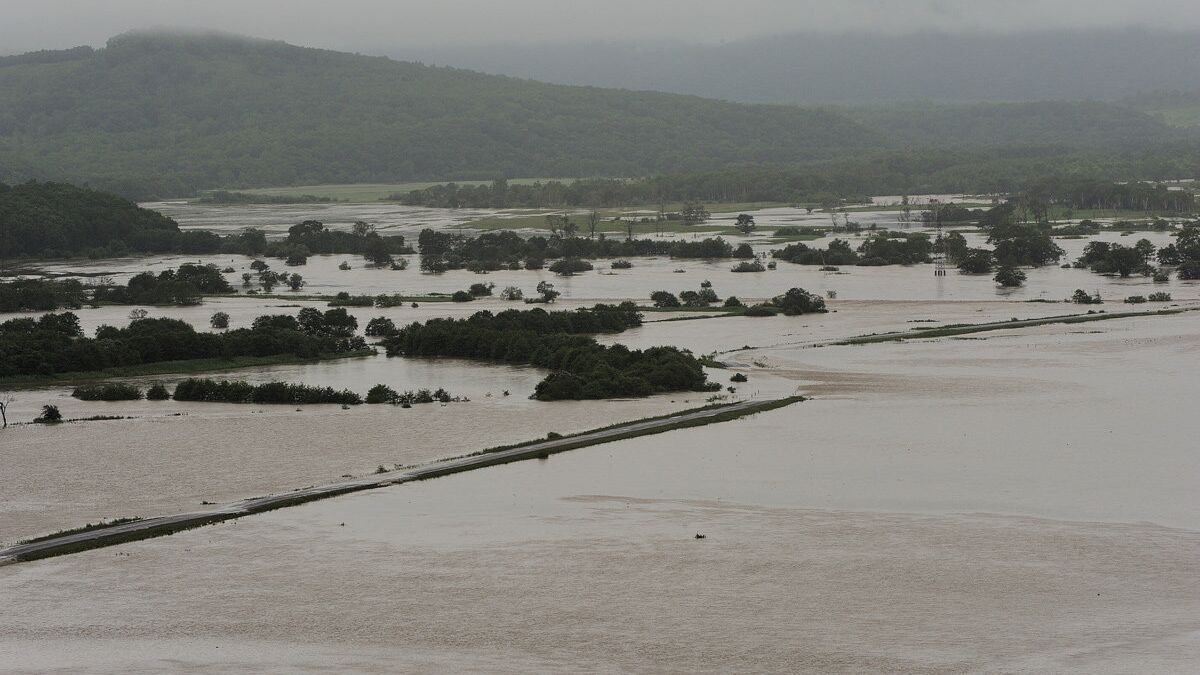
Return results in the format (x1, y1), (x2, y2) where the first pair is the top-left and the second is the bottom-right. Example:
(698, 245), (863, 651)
(3, 199), (1199, 672)
(1, 308), (1197, 672)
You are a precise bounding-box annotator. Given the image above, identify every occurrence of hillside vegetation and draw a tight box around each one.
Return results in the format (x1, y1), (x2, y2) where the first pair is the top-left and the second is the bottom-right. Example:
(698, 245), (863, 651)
(0, 31), (876, 198)
(0, 31), (1189, 199)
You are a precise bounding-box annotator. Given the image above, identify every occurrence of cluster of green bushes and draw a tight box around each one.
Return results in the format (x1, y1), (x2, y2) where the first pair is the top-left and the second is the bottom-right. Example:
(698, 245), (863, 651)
(173, 378), (363, 405)
(4, 264), (238, 311)
(650, 282), (721, 308)
(0, 181), (413, 263)
(0, 310), (367, 379)
(365, 384), (456, 405)
(739, 288), (829, 317)
(71, 382), (142, 401)
(775, 233), (933, 266)
(94, 263), (233, 305)
(381, 304), (716, 400)
(417, 228), (748, 273)
(0, 279), (86, 312)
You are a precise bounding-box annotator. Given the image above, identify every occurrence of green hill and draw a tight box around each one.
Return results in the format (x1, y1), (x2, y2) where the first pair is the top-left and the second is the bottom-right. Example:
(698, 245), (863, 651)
(0, 31), (1183, 200)
(0, 31), (879, 199)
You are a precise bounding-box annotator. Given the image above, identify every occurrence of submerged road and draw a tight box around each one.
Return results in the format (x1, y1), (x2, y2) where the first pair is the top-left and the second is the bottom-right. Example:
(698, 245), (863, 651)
(0, 396), (799, 565)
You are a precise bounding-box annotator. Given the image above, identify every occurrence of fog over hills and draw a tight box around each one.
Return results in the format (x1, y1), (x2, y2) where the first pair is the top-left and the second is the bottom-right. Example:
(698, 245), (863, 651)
(388, 29), (1200, 105)
(0, 30), (1191, 198)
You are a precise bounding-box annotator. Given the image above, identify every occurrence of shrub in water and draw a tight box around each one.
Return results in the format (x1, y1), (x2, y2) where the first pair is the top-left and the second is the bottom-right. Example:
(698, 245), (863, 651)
(72, 382), (142, 401)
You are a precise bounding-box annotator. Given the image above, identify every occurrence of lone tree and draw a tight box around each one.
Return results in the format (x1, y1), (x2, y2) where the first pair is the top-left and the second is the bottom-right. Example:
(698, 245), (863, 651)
(0, 393), (12, 428)
(536, 281), (560, 303)
(36, 405), (63, 424)
(209, 311), (230, 330)
(734, 213), (756, 235)
(994, 265), (1027, 288)
(288, 273), (306, 291)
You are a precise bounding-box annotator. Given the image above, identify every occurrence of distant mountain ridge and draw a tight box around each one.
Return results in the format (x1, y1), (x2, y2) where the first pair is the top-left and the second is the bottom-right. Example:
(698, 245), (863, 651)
(0, 30), (1186, 198)
(389, 28), (1200, 105)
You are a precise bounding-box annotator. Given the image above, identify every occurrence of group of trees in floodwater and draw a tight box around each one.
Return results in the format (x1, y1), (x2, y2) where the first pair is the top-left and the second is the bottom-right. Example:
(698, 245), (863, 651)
(63, 378), (460, 406)
(378, 304), (718, 400)
(0, 182), (411, 263)
(0, 309), (368, 379)
(775, 233), (934, 267)
(416, 228), (752, 273)
(1, 264), (236, 311)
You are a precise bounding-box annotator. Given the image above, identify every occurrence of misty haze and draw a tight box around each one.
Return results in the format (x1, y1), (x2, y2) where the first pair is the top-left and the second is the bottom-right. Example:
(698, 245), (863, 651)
(1, 1), (1198, 673)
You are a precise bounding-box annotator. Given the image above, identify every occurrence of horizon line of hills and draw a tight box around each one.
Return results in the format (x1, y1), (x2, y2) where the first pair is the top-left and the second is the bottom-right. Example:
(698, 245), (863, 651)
(1, 29), (1198, 200)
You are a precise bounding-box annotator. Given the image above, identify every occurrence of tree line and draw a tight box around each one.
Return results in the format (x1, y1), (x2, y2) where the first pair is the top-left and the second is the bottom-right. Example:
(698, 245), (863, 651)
(0, 309), (368, 379)
(417, 228), (751, 273)
(378, 305), (718, 400)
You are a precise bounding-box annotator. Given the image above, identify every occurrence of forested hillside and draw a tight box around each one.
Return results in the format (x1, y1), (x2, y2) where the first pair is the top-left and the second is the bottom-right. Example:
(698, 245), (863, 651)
(0, 31), (878, 198)
(0, 181), (179, 258)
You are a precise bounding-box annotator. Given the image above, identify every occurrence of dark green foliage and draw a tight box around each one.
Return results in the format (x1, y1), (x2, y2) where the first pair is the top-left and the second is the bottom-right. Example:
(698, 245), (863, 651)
(92, 264), (233, 305)
(993, 266), (1027, 287)
(957, 249), (995, 274)
(0, 310), (365, 379)
(771, 288), (827, 315)
(743, 304), (778, 317)
(35, 405), (63, 423)
(1078, 240), (1155, 277)
(723, 296), (743, 307)
(0, 181), (180, 258)
(365, 317), (397, 337)
(416, 229), (737, 272)
(731, 260), (766, 272)
(549, 258), (593, 276)
(730, 373), (748, 383)
(72, 382), (142, 401)
(172, 378), (362, 405)
(650, 291), (681, 308)
(297, 307), (358, 337)
(145, 383), (171, 400)
(327, 292), (375, 307)
(0, 32), (878, 198)
(610, 260), (632, 269)
(452, 290), (475, 302)
(381, 304), (714, 400)
(1148, 292), (1172, 302)
(366, 384), (398, 404)
(774, 238), (859, 265)
(1124, 295), (1147, 304)
(469, 282), (494, 296)
(366, 384), (453, 405)
(1071, 289), (1103, 304)
(0, 279), (86, 312)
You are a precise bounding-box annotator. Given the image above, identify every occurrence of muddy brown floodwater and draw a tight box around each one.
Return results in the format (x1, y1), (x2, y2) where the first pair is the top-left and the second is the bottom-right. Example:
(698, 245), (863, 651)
(2, 201), (1198, 672)
(1, 298), (1197, 673)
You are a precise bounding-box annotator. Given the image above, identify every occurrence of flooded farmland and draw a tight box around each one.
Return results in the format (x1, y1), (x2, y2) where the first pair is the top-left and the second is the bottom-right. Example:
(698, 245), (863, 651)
(2, 199), (1199, 672)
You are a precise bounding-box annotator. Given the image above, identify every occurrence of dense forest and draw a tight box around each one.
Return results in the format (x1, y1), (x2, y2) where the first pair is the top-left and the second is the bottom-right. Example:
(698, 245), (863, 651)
(0, 309), (367, 379)
(0, 181), (180, 258)
(0, 31), (1196, 199)
(0, 31), (876, 198)
(417, 228), (748, 272)
(0, 184), (410, 260)
(380, 305), (717, 400)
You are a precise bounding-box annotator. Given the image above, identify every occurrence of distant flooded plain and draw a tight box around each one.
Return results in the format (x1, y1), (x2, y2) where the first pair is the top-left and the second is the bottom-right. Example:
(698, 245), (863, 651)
(2, 199), (1199, 672)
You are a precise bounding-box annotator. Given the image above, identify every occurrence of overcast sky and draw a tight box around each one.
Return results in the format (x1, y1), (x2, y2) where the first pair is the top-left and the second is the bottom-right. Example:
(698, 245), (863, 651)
(3, 0), (1199, 55)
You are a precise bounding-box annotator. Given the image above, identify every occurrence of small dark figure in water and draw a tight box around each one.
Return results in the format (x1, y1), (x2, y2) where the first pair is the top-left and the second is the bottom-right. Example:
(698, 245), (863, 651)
(695, 533), (706, 539)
